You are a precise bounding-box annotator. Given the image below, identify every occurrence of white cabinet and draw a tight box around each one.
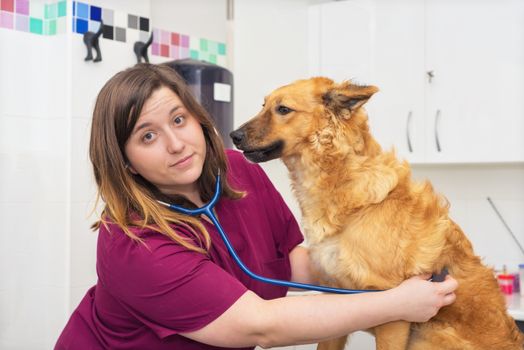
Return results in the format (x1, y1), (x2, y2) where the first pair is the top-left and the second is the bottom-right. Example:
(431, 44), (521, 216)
(424, 0), (524, 163)
(308, 0), (524, 164)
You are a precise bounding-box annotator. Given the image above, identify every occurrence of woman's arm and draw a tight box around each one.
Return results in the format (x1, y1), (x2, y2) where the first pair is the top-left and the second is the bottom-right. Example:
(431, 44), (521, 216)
(180, 275), (457, 348)
(289, 245), (317, 285)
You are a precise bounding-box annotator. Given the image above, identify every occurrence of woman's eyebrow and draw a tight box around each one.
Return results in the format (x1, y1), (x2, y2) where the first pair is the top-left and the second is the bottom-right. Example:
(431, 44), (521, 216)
(132, 121), (152, 135)
(168, 105), (182, 116)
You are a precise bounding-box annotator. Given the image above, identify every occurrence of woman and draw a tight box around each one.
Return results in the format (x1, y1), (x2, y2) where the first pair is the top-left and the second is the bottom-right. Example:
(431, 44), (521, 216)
(55, 63), (457, 349)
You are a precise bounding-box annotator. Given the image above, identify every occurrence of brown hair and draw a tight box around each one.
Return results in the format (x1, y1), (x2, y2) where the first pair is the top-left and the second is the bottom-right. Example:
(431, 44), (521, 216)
(90, 63), (243, 253)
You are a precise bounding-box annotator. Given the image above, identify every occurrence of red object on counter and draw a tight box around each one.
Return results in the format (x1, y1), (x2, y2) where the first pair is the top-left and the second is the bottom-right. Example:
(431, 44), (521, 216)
(498, 274), (515, 295)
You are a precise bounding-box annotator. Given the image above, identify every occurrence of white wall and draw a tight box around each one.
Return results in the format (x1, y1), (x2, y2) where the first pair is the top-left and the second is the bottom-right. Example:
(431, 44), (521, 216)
(150, 0), (227, 43)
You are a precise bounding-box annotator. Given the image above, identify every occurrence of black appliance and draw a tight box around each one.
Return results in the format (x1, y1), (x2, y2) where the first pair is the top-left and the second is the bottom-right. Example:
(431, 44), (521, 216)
(165, 59), (234, 148)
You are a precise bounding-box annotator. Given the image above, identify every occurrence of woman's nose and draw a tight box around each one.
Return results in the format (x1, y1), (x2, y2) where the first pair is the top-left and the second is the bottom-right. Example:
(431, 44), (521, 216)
(165, 130), (185, 153)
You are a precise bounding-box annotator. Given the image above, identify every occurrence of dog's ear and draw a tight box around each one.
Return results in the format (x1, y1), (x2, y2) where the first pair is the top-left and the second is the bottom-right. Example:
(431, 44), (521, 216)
(322, 82), (379, 116)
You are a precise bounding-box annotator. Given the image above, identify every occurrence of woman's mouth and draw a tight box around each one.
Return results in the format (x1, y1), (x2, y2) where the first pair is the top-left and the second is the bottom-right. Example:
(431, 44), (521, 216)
(171, 154), (194, 168)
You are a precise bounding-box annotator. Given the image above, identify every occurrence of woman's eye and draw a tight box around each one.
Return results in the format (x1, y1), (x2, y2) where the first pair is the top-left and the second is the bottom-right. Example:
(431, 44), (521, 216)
(276, 105), (293, 115)
(174, 115), (185, 125)
(142, 132), (155, 143)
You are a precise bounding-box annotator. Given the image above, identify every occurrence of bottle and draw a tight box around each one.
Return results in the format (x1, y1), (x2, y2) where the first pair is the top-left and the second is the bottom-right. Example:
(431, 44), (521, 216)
(498, 273), (514, 295)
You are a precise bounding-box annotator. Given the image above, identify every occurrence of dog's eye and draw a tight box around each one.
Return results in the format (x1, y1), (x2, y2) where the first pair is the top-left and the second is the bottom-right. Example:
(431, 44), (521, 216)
(276, 105), (293, 115)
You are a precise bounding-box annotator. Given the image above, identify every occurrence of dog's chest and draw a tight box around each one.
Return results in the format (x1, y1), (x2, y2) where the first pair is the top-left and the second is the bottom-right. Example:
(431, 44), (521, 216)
(308, 237), (366, 288)
(306, 218), (403, 289)
(309, 238), (341, 282)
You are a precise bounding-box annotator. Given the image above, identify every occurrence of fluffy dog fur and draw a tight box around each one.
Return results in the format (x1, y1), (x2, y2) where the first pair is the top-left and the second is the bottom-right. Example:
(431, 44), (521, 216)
(230, 77), (523, 350)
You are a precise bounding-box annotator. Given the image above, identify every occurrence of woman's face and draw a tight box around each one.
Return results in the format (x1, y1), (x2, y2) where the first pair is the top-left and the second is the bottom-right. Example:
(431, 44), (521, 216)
(124, 86), (207, 198)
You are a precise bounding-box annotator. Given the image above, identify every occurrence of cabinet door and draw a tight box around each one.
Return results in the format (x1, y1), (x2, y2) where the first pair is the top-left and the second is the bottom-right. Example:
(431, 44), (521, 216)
(367, 0), (426, 163)
(424, 0), (524, 163)
(314, 0), (374, 81)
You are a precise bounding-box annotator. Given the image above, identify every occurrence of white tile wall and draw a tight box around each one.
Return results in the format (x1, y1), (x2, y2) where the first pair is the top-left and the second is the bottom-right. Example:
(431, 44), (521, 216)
(0, 286), (68, 349)
(70, 118), (97, 203)
(0, 32), (68, 119)
(70, 201), (98, 288)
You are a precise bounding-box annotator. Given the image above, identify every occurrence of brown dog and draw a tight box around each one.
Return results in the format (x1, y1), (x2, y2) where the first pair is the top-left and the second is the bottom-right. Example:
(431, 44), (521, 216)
(230, 77), (523, 350)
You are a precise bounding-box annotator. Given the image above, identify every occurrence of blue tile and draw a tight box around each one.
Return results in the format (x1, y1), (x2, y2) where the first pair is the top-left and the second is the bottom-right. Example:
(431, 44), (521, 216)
(76, 2), (88, 19)
(75, 18), (88, 33)
(90, 6), (101, 21)
(73, 1), (76, 16)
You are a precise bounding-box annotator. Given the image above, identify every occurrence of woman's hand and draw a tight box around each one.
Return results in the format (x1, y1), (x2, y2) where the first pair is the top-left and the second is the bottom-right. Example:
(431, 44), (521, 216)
(388, 274), (458, 323)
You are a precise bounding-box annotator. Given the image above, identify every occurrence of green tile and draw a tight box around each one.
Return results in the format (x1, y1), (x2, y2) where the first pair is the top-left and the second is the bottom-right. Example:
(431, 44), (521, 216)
(45, 3), (57, 19)
(58, 1), (67, 17)
(30, 2), (44, 19)
(218, 42), (226, 55)
(209, 54), (217, 64)
(200, 38), (208, 51)
(30, 18), (43, 34)
(208, 41), (218, 54)
(44, 19), (57, 35)
(190, 50), (199, 59)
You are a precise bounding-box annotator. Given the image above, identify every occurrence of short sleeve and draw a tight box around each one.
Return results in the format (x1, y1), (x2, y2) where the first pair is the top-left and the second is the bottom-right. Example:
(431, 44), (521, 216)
(101, 228), (248, 339)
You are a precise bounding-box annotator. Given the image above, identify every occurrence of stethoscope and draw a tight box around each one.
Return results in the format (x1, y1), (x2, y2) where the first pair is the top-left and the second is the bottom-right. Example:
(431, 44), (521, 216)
(158, 173), (378, 294)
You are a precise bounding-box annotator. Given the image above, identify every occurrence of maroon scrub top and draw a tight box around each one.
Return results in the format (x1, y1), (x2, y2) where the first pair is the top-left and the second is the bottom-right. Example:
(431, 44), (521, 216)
(55, 150), (304, 349)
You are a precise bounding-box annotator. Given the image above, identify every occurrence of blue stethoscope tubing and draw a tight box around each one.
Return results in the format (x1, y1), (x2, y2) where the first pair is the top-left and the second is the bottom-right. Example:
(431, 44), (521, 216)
(159, 174), (378, 294)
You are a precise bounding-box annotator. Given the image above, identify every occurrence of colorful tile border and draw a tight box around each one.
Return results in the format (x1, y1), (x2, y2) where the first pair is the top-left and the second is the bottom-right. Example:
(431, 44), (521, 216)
(0, 0), (66, 35)
(72, 1), (147, 43)
(0, 0), (228, 66)
(150, 28), (226, 66)
(71, 1), (227, 66)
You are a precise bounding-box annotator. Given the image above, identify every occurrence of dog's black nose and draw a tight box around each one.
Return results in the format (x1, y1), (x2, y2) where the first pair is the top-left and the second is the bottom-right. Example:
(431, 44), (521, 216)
(229, 129), (245, 146)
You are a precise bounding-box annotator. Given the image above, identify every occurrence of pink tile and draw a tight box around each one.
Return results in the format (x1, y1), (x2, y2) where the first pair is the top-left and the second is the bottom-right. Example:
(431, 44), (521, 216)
(15, 0), (28, 15)
(152, 28), (159, 44)
(15, 13), (28, 31)
(170, 45), (179, 59)
(160, 44), (169, 57)
(0, 11), (14, 28)
(171, 32), (179, 45)
(151, 43), (159, 55)
(161, 30), (169, 45)
(1, 0), (14, 12)
(181, 34), (189, 48)
(179, 47), (189, 59)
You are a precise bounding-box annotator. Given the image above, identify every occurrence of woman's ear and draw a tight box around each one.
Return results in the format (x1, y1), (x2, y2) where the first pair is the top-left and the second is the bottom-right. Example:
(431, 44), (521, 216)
(126, 162), (138, 175)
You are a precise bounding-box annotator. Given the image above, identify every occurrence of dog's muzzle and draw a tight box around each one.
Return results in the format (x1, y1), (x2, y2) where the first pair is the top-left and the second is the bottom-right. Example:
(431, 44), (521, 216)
(229, 129), (284, 163)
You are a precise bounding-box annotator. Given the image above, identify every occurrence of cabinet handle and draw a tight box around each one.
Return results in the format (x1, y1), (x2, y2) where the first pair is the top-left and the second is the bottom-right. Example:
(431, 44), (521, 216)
(434, 109), (442, 152)
(406, 110), (413, 153)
